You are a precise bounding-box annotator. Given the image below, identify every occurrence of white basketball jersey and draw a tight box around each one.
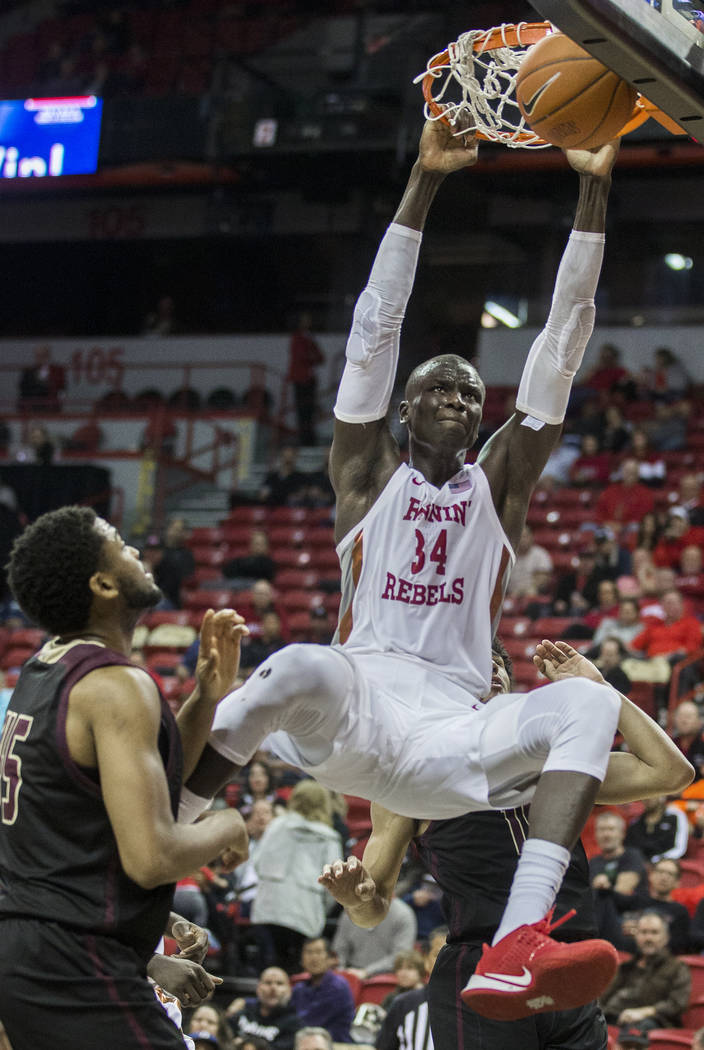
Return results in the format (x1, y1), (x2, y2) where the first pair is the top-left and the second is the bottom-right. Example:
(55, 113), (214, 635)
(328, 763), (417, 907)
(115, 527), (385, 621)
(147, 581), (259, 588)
(333, 461), (514, 696)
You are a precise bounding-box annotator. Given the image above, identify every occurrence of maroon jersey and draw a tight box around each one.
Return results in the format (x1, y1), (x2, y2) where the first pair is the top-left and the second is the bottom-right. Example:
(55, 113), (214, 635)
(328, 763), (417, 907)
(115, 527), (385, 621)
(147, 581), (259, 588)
(414, 807), (596, 945)
(0, 641), (182, 962)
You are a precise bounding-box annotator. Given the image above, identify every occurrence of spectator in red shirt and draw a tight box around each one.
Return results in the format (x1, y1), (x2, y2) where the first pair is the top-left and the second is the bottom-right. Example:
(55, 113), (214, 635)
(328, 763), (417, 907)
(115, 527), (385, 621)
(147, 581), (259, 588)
(652, 507), (704, 569)
(629, 588), (702, 661)
(569, 433), (612, 486)
(580, 341), (632, 396)
(596, 458), (656, 532)
(288, 312), (324, 446)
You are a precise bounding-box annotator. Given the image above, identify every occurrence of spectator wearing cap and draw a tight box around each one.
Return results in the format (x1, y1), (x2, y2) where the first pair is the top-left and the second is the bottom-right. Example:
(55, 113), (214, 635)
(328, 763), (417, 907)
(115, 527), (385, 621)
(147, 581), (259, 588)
(652, 506), (704, 570)
(596, 458), (656, 533)
(600, 911), (691, 1037)
(289, 938), (354, 1043)
(191, 1033), (220, 1050)
(591, 526), (633, 581)
(506, 525), (553, 598)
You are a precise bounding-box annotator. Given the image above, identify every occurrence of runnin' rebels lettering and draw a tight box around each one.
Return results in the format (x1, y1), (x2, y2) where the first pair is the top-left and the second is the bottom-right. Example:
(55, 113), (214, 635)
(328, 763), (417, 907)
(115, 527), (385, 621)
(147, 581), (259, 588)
(335, 462), (513, 696)
(382, 493), (470, 607)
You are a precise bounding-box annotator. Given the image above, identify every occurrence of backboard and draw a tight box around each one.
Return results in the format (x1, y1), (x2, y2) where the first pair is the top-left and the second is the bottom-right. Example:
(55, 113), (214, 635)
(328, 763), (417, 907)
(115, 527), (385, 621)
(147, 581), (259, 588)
(529, 0), (704, 140)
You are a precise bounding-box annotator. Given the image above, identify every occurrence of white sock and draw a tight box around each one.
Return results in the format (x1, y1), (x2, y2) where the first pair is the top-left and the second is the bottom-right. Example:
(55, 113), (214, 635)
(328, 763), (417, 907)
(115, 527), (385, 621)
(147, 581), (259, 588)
(491, 838), (571, 945)
(178, 785), (212, 824)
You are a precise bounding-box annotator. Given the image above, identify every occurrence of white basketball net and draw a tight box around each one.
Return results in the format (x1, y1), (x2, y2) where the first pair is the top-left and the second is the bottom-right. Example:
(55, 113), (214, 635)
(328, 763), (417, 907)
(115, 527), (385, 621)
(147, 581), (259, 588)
(414, 22), (554, 149)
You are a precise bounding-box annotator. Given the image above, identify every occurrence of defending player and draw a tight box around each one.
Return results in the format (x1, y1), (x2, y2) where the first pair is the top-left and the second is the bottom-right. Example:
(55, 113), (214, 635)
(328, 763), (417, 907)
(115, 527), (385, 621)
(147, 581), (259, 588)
(320, 640), (694, 1049)
(0, 507), (249, 1050)
(180, 121), (642, 1018)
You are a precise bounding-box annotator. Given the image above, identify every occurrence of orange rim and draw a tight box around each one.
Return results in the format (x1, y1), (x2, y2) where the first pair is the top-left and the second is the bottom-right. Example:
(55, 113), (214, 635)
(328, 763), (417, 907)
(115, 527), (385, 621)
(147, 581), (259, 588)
(421, 21), (684, 145)
(421, 21), (553, 142)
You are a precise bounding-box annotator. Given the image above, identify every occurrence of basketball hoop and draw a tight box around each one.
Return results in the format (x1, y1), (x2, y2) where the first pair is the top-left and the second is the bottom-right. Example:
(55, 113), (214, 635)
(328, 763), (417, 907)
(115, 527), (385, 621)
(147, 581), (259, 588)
(415, 21), (684, 149)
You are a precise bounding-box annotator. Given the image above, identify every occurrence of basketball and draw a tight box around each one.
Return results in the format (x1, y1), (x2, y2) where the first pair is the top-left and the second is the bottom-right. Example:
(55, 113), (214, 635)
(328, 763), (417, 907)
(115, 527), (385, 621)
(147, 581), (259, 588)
(515, 31), (637, 149)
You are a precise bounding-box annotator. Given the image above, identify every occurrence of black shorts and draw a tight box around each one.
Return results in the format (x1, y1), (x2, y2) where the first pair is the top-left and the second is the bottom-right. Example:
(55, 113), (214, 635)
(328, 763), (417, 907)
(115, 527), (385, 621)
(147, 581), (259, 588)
(0, 917), (186, 1050)
(428, 942), (609, 1050)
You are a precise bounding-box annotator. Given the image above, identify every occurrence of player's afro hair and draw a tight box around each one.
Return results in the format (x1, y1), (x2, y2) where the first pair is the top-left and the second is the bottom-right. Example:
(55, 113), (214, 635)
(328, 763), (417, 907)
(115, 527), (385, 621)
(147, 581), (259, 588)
(492, 635), (513, 688)
(8, 506), (106, 637)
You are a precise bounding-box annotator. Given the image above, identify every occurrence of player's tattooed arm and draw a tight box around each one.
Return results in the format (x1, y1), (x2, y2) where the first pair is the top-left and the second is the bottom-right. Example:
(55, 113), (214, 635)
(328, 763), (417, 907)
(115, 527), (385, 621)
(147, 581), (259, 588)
(319, 804), (415, 928)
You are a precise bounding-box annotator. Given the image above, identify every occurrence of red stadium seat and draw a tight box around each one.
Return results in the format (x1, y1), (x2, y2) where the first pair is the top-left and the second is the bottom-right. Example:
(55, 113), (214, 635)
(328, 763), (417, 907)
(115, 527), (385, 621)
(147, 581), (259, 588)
(0, 647), (35, 671)
(647, 1030), (695, 1050)
(288, 612), (314, 640)
(279, 590), (326, 613)
(269, 526), (306, 548)
(682, 997), (704, 1029)
(274, 548), (312, 569)
(221, 525), (254, 547)
(224, 506), (268, 525)
(269, 507), (308, 524)
(626, 682), (656, 719)
(498, 616), (533, 638)
(308, 528), (336, 548)
(183, 589), (233, 610)
(142, 610), (193, 628)
(360, 975), (398, 1005)
(679, 955), (704, 999)
(146, 651), (183, 675)
(274, 569), (320, 590)
(191, 546), (227, 567)
(531, 617), (582, 638)
(191, 567), (221, 585)
(308, 548), (341, 572)
(189, 526), (225, 544)
(5, 628), (45, 649)
(338, 969), (364, 1006)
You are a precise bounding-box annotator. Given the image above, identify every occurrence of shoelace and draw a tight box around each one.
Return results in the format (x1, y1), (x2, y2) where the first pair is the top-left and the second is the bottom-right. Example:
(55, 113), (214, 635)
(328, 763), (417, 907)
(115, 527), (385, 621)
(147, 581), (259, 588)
(533, 907), (576, 937)
(486, 909), (578, 969)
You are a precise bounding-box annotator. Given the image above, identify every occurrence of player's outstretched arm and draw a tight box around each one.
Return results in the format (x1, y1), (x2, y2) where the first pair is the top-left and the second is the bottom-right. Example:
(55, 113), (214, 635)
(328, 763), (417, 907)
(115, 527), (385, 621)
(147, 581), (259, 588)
(176, 608), (248, 781)
(319, 803), (415, 928)
(74, 665), (249, 888)
(479, 139), (619, 552)
(533, 639), (694, 803)
(331, 120), (477, 542)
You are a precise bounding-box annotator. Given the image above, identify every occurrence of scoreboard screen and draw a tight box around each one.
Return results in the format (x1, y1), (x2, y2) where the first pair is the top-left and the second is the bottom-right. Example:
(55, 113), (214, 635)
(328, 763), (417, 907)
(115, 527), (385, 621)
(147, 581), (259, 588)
(0, 96), (103, 179)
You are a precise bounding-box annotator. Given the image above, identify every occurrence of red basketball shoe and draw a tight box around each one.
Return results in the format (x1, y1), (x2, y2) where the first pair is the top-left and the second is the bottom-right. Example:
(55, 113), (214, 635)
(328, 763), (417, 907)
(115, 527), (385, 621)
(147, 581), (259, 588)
(461, 909), (618, 1021)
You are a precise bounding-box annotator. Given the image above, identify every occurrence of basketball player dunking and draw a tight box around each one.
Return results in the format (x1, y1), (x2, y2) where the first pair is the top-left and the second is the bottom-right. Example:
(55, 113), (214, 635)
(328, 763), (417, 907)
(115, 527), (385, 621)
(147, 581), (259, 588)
(180, 120), (688, 1018)
(320, 639), (693, 1050)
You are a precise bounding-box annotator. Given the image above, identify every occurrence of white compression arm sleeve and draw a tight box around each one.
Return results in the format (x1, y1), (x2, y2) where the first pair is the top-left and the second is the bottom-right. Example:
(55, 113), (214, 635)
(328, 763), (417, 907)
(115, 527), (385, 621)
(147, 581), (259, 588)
(334, 222), (422, 424)
(515, 230), (605, 426)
